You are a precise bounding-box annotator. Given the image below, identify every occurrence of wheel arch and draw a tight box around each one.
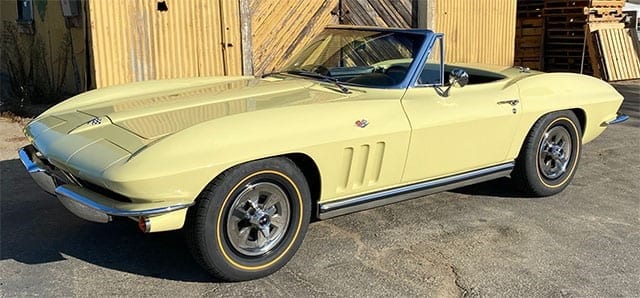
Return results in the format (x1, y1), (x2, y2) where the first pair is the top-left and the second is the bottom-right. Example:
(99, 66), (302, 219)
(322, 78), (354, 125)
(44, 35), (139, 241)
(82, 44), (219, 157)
(283, 153), (322, 220)
(192, 152), (323, 219)
(513, 108), (584, 161)
(570, 108), (586, 137)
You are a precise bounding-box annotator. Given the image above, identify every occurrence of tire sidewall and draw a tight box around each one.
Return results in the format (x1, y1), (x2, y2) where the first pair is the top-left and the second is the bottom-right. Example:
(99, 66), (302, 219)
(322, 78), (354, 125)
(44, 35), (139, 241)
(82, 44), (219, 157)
(523, 112), (582, 195)
(198, 158), (311, 280)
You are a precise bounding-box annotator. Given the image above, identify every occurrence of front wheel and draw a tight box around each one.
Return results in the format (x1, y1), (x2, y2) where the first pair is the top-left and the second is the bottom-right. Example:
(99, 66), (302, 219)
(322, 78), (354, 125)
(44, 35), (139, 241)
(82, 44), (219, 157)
(512, 111), (582, 197)
(186, 157), (311, 281)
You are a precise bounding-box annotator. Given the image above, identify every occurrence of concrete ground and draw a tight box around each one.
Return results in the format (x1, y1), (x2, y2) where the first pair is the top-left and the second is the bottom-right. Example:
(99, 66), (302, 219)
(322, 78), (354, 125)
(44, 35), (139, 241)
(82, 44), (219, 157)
(1, 81), (638, 297)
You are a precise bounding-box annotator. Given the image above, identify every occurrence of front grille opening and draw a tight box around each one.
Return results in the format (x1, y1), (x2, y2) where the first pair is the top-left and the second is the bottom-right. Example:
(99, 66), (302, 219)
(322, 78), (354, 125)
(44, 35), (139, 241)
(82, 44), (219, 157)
(76, 178), (133, 203)
(31, 145), (133, 204)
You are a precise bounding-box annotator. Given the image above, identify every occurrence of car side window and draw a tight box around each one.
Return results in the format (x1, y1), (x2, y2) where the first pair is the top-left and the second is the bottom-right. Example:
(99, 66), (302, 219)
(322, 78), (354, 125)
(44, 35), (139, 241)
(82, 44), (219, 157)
(417, 36), (444, 86)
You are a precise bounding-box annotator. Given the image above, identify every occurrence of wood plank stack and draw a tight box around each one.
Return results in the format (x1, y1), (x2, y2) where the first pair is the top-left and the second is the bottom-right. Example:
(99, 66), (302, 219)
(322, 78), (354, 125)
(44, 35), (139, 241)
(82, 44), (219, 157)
(515, 0), (545, 70)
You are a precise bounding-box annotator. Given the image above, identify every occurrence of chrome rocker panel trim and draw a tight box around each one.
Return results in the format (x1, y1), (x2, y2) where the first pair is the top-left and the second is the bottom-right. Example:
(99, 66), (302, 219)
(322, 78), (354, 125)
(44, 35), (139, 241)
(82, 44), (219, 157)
(603, 113), (629, 126)
(19, 145), (193, 224)
(317, 162), (514, 219)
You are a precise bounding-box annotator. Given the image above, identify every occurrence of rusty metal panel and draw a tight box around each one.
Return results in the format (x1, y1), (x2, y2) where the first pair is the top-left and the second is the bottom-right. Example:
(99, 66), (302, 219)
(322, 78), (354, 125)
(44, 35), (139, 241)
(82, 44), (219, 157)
(434, 0), (517, 66)
(250, 0), (339, 75)
(89, 0), (241, 88)
(342, 0), (415, 28)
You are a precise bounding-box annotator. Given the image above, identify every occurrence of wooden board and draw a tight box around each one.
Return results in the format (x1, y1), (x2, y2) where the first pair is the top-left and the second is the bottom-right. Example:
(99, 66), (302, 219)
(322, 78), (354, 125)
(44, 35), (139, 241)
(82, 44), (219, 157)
(250, 0), (339, 75)
(341, 0), (414, 28)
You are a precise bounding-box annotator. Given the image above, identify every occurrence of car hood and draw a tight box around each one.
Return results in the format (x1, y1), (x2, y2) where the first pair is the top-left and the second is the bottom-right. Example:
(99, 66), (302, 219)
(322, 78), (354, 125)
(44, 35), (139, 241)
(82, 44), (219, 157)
(37, 76), (351, 140)
(24, 76), (351, 182)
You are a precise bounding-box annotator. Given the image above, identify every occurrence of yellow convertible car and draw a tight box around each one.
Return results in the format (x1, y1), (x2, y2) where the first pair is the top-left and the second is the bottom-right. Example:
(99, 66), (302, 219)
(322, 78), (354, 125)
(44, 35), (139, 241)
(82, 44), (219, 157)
(19, 26), (627, 280)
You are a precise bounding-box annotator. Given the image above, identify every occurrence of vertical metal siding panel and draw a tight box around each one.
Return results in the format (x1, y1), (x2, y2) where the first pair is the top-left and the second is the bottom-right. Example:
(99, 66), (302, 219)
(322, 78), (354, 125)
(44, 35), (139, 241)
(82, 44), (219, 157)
(220, 0), (243, 75)
(435, 0), (516, 66)
(90, 0), (133, 87)
(91, 0), (239, 87)
(198, 1), (224, 76)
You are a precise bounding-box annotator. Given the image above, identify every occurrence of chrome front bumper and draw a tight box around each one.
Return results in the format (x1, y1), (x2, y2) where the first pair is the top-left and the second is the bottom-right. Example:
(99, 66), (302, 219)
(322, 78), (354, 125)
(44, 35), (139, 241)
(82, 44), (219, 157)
(18, 145), (193, 224)
(18, 145), (58, 195)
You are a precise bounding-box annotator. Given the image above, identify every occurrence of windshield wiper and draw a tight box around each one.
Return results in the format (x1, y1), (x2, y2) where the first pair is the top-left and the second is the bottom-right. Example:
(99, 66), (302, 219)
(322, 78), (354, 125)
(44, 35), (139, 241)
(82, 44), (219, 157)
(261, 71), (285, 78)
(286, 70), (350, 94)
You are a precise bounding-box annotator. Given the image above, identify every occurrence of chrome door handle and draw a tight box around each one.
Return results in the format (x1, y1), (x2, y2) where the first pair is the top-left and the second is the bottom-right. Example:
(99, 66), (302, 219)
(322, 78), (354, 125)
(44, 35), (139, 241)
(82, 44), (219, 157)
(497, 99), (519, 106)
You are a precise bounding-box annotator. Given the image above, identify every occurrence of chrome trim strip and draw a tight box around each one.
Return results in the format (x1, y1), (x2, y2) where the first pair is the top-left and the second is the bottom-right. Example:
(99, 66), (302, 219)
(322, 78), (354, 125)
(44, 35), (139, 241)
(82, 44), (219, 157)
(318, 162), (514, 219)
(55, 184), (194, 218)
(604, 113), (629, 126)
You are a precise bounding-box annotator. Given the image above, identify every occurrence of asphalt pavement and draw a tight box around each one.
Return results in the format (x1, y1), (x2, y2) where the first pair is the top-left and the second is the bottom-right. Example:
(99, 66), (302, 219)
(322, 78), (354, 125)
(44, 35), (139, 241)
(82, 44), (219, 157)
(1, 81), (638, 297)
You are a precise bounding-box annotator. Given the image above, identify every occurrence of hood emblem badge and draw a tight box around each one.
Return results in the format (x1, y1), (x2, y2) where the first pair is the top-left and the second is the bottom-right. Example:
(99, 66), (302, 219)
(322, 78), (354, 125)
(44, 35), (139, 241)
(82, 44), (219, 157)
(355, 119), (369, 128)
(88, 117), (102, 125)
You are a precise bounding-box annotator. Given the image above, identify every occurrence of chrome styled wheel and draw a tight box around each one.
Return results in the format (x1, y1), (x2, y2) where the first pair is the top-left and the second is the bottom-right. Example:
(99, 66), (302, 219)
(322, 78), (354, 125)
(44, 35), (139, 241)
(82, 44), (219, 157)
(226, 182), (291, 256)
(538, 126), (572, 180)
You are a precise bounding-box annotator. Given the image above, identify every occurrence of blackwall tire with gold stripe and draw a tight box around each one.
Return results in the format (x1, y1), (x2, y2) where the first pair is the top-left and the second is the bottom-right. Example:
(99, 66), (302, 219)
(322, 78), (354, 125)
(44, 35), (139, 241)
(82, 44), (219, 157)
(513, 111), (582, 197)
(186, 157), (311, 281)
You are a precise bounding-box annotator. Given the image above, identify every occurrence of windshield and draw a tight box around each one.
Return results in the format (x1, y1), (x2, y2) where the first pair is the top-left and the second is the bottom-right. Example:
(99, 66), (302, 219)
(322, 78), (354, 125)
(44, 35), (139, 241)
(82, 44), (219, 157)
(280, 29), (427, 88)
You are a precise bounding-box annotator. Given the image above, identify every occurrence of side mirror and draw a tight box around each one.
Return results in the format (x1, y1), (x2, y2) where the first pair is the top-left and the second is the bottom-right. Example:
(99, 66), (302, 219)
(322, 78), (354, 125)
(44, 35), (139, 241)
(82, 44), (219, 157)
(449, 68), (469, 88)
(441, 68), (469, 97)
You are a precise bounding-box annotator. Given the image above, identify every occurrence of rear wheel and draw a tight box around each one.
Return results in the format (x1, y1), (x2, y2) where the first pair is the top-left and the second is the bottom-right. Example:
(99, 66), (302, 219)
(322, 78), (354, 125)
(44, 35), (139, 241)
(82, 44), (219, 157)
(512, 111), (582, 196)
(186, 157), (311, 281)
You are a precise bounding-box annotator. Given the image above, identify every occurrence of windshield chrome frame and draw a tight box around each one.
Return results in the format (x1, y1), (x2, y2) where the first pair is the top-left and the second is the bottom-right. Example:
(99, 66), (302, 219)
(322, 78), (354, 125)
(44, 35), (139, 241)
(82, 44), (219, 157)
(410, 33), (445, 88)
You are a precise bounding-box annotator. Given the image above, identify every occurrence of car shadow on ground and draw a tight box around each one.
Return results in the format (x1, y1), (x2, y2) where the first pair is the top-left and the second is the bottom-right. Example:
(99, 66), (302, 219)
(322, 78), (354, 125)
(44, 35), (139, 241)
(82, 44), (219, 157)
(449, 177), (532, 198)
(0, 158), (216, 283)
(2, 157), (533, 282)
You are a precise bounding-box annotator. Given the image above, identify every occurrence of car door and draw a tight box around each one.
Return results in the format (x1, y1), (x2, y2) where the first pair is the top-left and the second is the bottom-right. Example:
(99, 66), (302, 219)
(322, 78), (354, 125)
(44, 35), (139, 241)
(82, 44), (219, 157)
(400, 41), (522, 182)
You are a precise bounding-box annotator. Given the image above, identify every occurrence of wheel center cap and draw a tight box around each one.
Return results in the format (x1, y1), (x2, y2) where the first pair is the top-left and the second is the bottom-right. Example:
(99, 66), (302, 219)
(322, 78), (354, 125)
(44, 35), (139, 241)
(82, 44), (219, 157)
(259, 215), (270, 226)
(550, 145), (563, 159)
(249, 209), (270, 227)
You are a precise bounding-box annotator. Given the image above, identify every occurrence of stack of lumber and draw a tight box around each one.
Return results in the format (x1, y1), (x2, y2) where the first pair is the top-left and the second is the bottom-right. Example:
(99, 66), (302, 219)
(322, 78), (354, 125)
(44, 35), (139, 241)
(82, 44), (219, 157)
(585, 0), (640, 81)
(515, 0), (545, 70)
(543, 0), (592, 73)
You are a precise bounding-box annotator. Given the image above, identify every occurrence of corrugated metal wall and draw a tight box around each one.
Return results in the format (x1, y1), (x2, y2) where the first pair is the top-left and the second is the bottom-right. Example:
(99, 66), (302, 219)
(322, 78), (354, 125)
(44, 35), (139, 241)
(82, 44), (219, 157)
(250, 0), (339, 75)
(89, 0), (242, 88)
(434, 0), (517, 66)
(341, 0), (415, 28)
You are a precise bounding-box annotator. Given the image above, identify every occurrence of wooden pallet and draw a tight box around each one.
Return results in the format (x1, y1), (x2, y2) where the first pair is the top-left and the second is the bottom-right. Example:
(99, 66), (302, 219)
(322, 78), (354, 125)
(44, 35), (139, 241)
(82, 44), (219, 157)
(592, 27), (640, 81)
(518, 0), (544, 18)
(515, 3), (545, 70)
(584, 7), (624, 22)
(544, 0), (589, 7)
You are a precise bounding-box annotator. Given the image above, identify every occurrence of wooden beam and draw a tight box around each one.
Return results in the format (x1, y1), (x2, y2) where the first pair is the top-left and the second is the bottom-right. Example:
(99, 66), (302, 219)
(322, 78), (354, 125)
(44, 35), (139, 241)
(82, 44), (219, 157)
(239, 0), (254, 75)
(416, 0), (435, 29)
